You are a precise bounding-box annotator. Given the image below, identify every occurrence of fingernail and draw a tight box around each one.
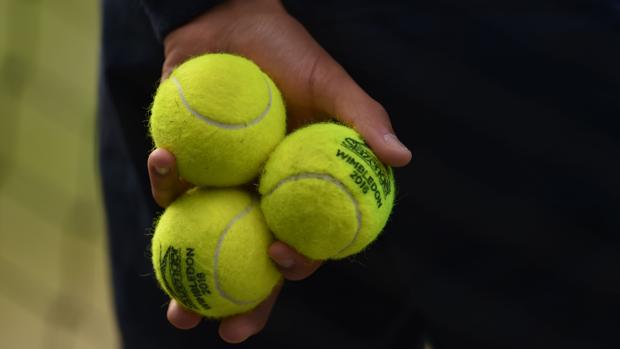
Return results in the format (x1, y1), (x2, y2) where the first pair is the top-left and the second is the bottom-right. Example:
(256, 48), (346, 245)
(155, 166), (170, 176)
(275, 257), (294, 268)
(384, 133), (410, 152)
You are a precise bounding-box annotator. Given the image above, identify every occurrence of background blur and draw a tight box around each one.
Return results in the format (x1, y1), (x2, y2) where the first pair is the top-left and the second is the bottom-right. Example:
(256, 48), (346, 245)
(0, 0), (119, 347)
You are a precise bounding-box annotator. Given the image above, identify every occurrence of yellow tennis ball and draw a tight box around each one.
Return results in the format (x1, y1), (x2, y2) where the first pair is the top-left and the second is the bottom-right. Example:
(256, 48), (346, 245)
(259, 122), (396, 260)
(149, 53), (286, 186)
(151, 187), (282, 318)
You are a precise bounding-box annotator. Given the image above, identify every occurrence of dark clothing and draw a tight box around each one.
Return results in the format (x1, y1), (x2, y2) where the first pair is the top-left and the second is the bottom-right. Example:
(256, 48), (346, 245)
(138, 0), (222, 40)
(99, 0), (620, 348)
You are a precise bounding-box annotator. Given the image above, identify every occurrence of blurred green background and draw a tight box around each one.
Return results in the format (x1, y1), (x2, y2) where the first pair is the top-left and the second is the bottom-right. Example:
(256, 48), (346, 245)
(0, 0), (118, 347)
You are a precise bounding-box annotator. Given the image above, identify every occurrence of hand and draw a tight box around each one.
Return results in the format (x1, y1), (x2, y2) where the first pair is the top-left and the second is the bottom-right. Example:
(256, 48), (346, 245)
(149, 0), (412, 343)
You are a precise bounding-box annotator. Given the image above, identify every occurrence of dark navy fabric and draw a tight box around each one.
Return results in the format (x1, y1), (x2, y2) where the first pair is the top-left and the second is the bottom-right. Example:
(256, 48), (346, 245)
(99, 0), (620, 347)
(139, 0), (222, 40)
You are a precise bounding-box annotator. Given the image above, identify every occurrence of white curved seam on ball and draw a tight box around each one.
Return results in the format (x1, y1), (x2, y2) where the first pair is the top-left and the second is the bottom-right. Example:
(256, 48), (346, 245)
(172, 75), (272, 130)
(265, 173), (362, 255)
(213, 199), (264, 305)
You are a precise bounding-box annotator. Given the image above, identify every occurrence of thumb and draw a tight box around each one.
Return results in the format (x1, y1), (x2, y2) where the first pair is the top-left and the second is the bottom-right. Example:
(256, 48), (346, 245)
(309, 57), (412, 167)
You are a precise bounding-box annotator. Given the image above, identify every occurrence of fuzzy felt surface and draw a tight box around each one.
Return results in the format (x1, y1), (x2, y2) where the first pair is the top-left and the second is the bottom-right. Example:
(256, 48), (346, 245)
(259, 122), (395, 260)
(151, 187), (282, 318)
(149, 53), (286, 186)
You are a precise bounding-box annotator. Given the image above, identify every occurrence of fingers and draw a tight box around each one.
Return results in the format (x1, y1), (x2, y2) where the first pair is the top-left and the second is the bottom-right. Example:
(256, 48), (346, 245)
(268, 241), (322, 281)
(308, 59), (412, 167)
(167, 283), (283, 343)
(147, 148), (192, 208)
(167, 300), (202, 330)
(218, 282), (283, 343)
(335, 88), (412, 167)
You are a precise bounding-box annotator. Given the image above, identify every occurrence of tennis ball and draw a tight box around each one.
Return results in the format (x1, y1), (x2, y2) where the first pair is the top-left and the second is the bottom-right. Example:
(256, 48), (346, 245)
(259, 122), (395, 260)
(151, 188), (282, 318)
(149, 53), (286, 186)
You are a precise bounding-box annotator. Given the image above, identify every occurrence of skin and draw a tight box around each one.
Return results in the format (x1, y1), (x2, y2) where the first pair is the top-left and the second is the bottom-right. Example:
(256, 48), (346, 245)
(147, 0), (412, 343)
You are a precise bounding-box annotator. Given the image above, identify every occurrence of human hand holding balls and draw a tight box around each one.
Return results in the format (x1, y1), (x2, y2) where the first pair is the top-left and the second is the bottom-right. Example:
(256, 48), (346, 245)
(147, 0), (411, 342)
(149, 52), (395, 316)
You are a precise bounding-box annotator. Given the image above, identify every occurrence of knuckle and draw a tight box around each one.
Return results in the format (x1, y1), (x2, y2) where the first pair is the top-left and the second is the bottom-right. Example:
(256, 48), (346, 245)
(368, 100), (389, 119)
